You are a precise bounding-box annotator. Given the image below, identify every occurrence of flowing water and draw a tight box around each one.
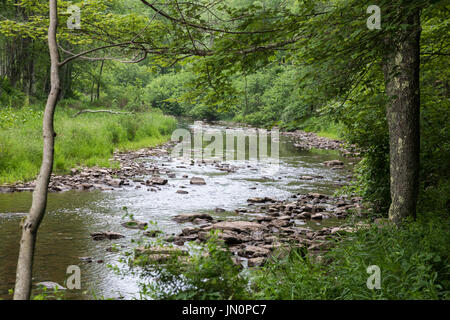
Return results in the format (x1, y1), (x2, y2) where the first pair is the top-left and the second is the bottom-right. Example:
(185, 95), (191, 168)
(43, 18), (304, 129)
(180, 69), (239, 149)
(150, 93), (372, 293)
(0, 123), (354, 299)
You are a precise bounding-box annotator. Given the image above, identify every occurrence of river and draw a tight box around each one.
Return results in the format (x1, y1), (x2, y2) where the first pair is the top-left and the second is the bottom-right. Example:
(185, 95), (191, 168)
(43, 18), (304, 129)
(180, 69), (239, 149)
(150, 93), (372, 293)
(0, 122), (354, 299)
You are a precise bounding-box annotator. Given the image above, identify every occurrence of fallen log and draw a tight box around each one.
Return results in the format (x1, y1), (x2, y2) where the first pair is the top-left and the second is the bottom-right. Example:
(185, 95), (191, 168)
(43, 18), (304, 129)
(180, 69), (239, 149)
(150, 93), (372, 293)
(71, 109), (132, 117)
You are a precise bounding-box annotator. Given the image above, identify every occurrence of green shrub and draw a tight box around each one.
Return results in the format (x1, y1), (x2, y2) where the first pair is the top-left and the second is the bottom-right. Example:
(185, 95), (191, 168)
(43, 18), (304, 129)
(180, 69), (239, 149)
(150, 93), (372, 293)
(128, 234), (251, 300)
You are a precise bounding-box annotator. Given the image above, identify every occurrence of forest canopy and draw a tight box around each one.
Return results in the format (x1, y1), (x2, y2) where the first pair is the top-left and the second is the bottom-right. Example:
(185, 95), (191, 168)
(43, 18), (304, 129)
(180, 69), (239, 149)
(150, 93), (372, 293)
(0, 0), (448, 301)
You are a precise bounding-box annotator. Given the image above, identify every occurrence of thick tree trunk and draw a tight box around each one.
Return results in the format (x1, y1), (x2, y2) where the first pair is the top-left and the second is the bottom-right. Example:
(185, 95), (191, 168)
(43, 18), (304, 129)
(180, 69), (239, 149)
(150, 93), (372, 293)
(382, 10), (421, 225)
(13, 0), (60, 300)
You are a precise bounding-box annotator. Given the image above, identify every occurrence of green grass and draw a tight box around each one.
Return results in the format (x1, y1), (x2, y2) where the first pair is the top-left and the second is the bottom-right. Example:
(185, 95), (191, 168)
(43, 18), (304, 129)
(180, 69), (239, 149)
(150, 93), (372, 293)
(299, 118), (342, 140)
(250, 213), (450, 300)
(0, 106), (177, 184)
(315, 129), (340, 140)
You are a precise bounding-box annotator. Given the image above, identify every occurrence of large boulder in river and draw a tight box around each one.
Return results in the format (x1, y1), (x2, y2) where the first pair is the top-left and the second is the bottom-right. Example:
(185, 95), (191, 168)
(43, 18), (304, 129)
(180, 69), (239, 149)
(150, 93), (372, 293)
(190, 177), (206, 185)
(173, 213), (213, 223)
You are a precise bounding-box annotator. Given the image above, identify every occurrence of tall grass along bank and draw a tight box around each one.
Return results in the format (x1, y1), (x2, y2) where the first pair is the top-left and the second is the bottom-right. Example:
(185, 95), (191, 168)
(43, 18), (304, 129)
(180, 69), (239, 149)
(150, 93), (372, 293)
(0, 106), (177, 184)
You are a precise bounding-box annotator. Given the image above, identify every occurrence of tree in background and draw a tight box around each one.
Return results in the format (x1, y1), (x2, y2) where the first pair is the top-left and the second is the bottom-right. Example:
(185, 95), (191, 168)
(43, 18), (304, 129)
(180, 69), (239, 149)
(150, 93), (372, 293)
(138, 0), (447, 224)
(9, 0), (167, 299)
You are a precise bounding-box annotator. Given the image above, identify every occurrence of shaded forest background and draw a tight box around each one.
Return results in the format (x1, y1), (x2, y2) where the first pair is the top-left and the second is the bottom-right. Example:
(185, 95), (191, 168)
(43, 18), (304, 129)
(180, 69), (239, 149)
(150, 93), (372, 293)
(0, 0), (449, 300)
(1, 0), (448, 215)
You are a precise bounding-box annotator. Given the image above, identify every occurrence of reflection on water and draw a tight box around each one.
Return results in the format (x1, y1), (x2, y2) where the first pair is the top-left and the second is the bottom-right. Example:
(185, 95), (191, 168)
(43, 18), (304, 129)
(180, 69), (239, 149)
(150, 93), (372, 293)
(0, 124), (353, 299)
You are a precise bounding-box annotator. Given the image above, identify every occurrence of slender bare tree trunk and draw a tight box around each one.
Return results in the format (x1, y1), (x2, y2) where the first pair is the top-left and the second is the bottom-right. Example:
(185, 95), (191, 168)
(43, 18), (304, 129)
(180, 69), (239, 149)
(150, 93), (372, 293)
(14, 0), (60, 300)
(96, 59), (104, 100)
(382, 9), (421, 226)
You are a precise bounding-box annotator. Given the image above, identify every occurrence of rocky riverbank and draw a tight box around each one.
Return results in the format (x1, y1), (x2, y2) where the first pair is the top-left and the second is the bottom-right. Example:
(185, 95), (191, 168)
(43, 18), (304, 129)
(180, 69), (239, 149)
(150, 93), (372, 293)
(164, 192), (367, 267)
(281, 130), (360, 157)
(0, 141), (254, 193)
(2, 123), (366, 268)
(0, 122), (359, 193)
(0, 141), (178, 193)
(210, 120), (360, 157)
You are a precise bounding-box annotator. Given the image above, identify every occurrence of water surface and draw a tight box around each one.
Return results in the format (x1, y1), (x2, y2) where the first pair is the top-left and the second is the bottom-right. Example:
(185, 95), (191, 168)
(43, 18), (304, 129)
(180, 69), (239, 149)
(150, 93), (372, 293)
(0, 123), (354, 299)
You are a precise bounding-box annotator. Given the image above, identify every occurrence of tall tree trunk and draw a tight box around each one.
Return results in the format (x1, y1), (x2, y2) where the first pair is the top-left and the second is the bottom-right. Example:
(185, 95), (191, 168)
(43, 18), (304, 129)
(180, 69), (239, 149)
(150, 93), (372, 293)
(14, 0), (60, 300)
(96, 59), (104, 100)
(382, 9), (421, 225)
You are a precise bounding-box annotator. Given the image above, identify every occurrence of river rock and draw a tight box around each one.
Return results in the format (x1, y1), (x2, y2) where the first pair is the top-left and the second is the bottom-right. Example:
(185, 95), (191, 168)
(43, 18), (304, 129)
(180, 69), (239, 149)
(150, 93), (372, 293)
(192, 218), (211, 225)
(270, 219), (291, 228)
(247, 257), (266, 267)
(108, 179), (124, 188)
(176, 190), (189, 194)
(36, 281), (66, 290)
(121, 220), (148, 230)
(311, 213), (323, 220)
(239, 245), (271, 258)
(205, 221), (265, 233)
(190, 177), (206, 185)
(134, 245), (188, 263)
(146, 177), (168, 185)
(173, 213), (213, 223)
(0, 186), (14, 193)
(181, 227), (199, 236)
(79, 256), (93, 263)
(247, 197), (274, 203)
(198, 229), (245, 244)
(298, 212), (312, 219)
(90, 231), (125, 240)
(308, 192), (327, 199)
(323, 160), (344, 166)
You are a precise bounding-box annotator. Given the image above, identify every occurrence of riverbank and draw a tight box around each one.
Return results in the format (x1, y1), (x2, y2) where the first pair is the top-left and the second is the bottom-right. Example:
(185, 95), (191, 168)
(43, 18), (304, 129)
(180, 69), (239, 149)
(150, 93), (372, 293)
(209, 119), (360, 157)
(168, 191), (367, 267)
(1, 122), (446, 300)
(0, 121), (358, 299)
(1, 117), (357, 193)
(0, 106), (177, 186)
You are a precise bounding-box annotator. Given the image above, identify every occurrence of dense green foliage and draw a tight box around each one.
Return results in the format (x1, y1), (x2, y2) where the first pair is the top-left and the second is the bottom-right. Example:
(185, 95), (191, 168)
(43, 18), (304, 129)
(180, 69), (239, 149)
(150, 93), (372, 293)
(0, 106), (176, 183)
(0, 0), (448, 301)
(253, 214), (449, 299)
(129, 234), (250, 300)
